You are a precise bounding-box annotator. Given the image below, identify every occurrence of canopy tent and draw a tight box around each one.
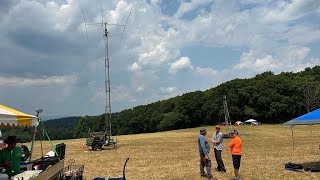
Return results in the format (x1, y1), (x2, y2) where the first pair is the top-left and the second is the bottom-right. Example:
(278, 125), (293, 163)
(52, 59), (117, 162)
(0, 104), (39, 127)
(0, 104), (39, 165)
(282, 108), (320, 162)
(245, 119), (257, 123)
(283, 108), (320, 125)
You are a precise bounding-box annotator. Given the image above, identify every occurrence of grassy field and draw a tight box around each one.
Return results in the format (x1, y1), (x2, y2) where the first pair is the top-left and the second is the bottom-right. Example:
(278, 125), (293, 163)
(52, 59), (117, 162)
(30, 125), (320, 180)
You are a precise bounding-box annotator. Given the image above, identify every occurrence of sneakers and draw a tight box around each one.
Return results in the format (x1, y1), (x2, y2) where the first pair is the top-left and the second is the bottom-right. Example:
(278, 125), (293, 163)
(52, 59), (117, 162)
(234, 177), (241, 180)
(207, 175), (217, 180)
(200, 173), (207, 177)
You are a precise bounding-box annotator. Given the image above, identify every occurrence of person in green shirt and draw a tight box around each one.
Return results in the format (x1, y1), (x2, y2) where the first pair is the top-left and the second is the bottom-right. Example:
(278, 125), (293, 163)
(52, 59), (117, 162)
(0, 136), (22, 177)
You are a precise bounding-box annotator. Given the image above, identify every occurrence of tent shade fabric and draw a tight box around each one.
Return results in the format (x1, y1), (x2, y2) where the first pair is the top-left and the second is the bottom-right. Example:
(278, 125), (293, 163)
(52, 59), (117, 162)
(0, 104), (39, 127)
(283, 108), (320, 125)
(245, 119), (257, 123)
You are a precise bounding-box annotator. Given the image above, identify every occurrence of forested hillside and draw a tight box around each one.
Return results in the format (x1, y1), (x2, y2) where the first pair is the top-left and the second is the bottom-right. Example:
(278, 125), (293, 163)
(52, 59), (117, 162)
(0, 116), (81, 142)
(73, 66), (320, 136)
(2, 66), (319, 141)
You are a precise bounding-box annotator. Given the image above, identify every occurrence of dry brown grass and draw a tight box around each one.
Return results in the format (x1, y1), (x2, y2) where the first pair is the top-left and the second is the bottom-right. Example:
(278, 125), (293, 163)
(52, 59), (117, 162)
(30, 125), (320, 180)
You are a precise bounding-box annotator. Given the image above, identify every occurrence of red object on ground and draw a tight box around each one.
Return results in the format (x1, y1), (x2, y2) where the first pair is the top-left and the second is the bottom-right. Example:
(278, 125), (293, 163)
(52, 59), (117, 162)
(81, 143), (85, 151)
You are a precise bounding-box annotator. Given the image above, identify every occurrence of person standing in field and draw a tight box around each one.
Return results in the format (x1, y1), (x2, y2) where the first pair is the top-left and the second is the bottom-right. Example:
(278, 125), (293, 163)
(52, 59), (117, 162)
(228, 130), (242, 180)
(212, 125), (226, 172)
(198, 128), (214, 179)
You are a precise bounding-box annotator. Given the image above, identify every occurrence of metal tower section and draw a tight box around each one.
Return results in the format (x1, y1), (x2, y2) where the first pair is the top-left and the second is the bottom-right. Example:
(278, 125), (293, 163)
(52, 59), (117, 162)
(81, 6), (131, 143)
(223, 95), (232, 131)
(104, 23), (112, 136)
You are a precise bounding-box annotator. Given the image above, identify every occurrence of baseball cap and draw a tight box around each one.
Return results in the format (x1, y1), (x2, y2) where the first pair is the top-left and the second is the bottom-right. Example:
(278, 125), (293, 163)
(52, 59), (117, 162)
(200, 128), (207, 133)
(230, 130), (239, 135)
(215, 125), (221, 129)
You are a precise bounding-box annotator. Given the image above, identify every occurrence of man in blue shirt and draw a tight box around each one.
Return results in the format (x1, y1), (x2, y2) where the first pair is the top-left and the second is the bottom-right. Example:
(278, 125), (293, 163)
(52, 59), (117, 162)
(198, 128), (214, 179)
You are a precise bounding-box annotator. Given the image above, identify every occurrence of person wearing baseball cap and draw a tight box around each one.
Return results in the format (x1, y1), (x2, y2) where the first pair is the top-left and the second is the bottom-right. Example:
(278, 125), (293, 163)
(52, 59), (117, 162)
(0, 136), (22, 177)
(228, 130), (242, 180)
(212, 125), (226, 173)
(197, 128), (214, 179)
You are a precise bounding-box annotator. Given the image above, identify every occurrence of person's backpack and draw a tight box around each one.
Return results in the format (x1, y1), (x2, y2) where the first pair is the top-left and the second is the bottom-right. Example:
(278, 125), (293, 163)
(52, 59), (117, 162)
(285, 162), (303, 169)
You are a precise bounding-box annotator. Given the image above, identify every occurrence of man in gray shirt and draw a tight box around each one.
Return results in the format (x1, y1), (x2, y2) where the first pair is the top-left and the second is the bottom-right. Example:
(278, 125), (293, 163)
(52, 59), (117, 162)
(198, 128), (213, 179)
(212, 125), (226, 172)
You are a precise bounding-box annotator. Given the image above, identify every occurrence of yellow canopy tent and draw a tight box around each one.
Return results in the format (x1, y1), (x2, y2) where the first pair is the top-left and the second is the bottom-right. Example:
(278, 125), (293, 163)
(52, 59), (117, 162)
(0, 104), (39, 164)
(0, 105), (64, 179)
(0, 104), (39, 127)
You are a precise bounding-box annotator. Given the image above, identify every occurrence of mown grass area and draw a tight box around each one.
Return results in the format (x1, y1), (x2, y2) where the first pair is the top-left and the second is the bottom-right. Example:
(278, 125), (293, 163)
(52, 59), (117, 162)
(31, 125), (320, 179)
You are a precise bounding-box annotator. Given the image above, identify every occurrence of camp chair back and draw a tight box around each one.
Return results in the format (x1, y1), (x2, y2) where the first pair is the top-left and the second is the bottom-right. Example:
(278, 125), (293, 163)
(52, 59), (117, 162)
(108, 158), (130, 180)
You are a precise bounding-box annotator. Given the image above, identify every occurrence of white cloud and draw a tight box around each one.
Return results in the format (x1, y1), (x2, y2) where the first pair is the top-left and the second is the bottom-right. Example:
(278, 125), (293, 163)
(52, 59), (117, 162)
(160, 87), (177, 94)
(169, 57), (193, 74)
(263, 0), (320, 23)
(0, 75), (77, 87)
(175, 0), (212, 18)
(136, 86), (145, 92)
(128, 62), (141, 72)
(234, 51), (280, 72)
(195, 67), (217, 76)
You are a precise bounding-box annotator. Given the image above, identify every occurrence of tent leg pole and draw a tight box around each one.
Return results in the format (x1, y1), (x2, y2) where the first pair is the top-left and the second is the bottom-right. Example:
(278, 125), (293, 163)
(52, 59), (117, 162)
(291, 127), (296, 163)
(28, 126), (37, 170)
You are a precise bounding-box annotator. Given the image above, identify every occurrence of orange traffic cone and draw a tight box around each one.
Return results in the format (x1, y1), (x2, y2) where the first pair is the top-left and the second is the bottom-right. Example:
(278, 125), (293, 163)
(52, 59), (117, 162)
(81, 143), (85, 151)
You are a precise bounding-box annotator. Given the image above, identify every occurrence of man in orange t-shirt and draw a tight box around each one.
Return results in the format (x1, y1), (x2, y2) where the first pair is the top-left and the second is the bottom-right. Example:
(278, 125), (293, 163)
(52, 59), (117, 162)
(228, 130), (242, 180)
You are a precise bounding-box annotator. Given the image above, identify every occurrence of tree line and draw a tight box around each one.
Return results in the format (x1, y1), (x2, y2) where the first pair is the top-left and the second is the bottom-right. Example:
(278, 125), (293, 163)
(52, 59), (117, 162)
(73, 66), (320, 137)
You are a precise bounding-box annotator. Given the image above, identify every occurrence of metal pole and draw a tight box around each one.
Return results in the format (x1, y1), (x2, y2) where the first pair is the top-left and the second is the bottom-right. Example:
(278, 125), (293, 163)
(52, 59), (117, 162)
(291, 126), (296, 162)
(28, 125), (37, 170)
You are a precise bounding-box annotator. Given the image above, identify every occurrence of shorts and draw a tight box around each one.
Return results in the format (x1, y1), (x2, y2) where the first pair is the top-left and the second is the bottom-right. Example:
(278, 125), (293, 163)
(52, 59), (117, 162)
(232, 155), (241, 169)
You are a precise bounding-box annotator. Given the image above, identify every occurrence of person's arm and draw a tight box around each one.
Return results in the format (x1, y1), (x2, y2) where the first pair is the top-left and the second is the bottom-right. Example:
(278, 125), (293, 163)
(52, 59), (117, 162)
(200, 137), (208, 155)
(212, 133), (216, 143)
(228, 139), (236, 148)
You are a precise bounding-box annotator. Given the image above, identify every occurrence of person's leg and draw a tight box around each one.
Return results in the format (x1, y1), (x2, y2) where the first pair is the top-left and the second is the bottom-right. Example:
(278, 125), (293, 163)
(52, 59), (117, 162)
(216, 150), (226, 172)
(200, 155), (206, 176)
(234, 168), (239, 178)
(205, 156), (213, 179)
(214, 149), (220, 171)
(232, 155), (241, 179)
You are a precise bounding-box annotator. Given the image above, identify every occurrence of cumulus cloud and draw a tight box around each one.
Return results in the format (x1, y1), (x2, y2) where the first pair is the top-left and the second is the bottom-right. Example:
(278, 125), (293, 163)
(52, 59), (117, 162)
(263, 0), (320, 23)
(0, 75), (77, 87)
(235, 51), (280, 72)
(169, 57), (193, 74)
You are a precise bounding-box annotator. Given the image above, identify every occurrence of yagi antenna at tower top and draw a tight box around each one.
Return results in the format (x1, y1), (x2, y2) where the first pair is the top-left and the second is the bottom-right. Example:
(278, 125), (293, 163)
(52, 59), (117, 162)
(81, 7), (132, 40)
(121, 8), (132, 41)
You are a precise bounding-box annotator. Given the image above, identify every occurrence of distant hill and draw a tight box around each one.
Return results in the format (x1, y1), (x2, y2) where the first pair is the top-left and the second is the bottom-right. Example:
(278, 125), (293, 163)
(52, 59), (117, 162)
(73, 66), (320, 137)
(42, 116), (81, 140)
(41, 116), (68, 121)
(2, 66), (320, 141)
(0, 116), (81, 142)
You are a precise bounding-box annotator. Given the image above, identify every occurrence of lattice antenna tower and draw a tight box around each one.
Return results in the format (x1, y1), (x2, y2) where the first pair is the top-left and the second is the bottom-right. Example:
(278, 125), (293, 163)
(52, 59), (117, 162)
(81, 5), (132, 139)
(223, 95), (232, 132)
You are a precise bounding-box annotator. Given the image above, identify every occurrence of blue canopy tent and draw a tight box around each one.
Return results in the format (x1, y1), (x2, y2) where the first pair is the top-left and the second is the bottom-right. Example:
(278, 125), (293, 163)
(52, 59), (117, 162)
(283, 108), (320, 162)
(283, 108), (320, 125)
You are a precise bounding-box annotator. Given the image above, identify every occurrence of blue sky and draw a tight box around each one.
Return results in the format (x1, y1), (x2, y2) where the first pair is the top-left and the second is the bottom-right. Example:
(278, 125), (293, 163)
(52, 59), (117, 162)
(0, 0), (320, 117)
